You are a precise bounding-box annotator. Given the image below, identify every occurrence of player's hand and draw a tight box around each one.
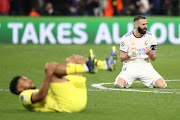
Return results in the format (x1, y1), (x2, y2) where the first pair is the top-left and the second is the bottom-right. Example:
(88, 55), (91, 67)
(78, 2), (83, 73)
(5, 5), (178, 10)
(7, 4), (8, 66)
(145, 47), (151, 55)
(45, 62), (57, 75)
(128, 47), (137, 57)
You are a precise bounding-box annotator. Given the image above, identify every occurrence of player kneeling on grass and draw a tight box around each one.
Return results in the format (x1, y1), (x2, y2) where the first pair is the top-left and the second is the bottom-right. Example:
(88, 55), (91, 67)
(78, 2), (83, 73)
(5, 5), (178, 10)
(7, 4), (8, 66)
(114, 15), (167, 89)
(9, 47), (117, 112)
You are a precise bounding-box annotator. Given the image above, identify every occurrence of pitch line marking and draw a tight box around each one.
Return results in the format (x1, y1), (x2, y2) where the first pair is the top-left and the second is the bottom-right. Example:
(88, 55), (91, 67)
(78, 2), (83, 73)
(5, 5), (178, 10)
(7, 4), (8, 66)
(91, 80), (180, 94)
(0, 89), (8, 91)
(1, 80), (180, 93)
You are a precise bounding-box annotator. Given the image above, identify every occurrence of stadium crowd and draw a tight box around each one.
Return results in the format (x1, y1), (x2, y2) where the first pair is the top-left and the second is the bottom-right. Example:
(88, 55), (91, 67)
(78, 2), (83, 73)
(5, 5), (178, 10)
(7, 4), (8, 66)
(0, 0), (179, 17)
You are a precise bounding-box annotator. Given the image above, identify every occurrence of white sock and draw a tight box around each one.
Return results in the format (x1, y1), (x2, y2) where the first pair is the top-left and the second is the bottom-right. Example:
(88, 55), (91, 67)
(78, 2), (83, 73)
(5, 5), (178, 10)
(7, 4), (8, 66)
(103, 61), (108, 70)
(83, 64), (89, 72)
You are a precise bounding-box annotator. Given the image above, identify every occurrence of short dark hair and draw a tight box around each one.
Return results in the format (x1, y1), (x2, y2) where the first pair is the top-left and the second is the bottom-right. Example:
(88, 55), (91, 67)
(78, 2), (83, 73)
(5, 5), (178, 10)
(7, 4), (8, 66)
(134, 15), (146, 22)
(9, 76), (21, 95)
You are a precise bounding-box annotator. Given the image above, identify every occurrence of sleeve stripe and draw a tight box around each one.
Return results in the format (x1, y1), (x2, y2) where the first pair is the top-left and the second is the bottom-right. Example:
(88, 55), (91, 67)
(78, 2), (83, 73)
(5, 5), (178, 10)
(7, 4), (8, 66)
(150, 45), (157, 50)
(120, 50), (127, 53)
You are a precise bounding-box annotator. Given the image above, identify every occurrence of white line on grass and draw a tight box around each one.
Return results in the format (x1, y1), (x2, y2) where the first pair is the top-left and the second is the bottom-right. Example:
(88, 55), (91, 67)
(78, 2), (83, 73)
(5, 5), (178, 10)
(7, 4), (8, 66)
(1, 80), (180, 93)
(0, 89), (8, 91)
(91, 80), (180, 94)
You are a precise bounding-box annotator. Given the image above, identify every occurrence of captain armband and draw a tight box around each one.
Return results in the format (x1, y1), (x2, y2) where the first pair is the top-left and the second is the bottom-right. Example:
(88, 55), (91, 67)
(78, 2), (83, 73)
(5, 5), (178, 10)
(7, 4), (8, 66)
(150, 45), (156, 50)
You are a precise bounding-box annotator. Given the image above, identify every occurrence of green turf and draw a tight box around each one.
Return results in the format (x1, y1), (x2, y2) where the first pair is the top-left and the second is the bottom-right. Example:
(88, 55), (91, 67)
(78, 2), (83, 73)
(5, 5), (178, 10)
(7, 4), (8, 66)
(0, 44), (180, 120)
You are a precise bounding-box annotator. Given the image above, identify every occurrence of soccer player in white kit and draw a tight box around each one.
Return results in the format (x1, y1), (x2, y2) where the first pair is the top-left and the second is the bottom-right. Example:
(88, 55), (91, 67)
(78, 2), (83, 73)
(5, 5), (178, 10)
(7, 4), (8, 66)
(114, 15), (167, 88)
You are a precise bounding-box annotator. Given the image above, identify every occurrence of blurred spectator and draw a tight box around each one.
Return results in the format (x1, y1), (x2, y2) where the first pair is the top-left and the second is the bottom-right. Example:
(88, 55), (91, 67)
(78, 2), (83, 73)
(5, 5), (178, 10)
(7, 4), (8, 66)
(41, 2), (56, 16)
(0, 0), (180, 16)
(104, 0), (124, 17)
(77, 0), (85, 15)
(84, 0), (99, 16)
(20, 0), (41, 16)
(69, 0), (78, 15)
(136, 0), (150, 15)
(120, 0), (138, 16)
(161, 0), (171, 15)
(29, 5), (40, 17)
(149, 0), (162, 15)
(97, 0), (107, 16)
(0, 0), (12, 15)
(48, 0), (71, 16)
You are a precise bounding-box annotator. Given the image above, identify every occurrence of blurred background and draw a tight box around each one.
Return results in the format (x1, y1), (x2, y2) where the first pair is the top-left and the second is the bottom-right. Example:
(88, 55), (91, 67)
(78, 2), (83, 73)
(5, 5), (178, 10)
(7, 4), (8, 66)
(1, 0), (180, 45)
(0, 0), (179, 17)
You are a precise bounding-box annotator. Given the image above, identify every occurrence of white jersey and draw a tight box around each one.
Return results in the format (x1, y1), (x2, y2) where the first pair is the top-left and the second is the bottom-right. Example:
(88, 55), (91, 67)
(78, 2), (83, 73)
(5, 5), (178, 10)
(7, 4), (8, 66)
(120, 31), (157, 63)
(116, 31), (163, 88)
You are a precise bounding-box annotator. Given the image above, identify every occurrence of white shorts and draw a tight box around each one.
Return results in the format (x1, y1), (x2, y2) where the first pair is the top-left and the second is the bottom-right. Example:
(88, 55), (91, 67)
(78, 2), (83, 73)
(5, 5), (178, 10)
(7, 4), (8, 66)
(115, 62), (163, 88)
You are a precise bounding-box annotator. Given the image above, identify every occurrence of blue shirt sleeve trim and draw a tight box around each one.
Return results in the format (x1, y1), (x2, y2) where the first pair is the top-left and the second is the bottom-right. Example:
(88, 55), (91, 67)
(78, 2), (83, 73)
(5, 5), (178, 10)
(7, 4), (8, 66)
(120, 50), (127, 53)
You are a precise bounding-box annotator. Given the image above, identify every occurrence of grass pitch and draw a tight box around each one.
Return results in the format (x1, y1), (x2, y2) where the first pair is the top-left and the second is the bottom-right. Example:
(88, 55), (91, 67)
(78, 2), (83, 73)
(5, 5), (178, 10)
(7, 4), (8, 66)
(0, 44), (180, 120)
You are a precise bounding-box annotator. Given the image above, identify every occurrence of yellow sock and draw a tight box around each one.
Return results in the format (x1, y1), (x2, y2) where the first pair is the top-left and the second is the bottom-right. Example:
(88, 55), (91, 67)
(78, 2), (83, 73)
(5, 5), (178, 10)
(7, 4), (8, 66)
(66, 63), (87, 74)
(96, 60), (108, 70)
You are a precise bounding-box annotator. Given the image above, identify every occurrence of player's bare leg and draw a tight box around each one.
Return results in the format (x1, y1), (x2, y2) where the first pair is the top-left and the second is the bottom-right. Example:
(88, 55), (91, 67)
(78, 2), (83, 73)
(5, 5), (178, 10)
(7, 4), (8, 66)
(44, 62), (67, 83)
(154, 78), (167, 88)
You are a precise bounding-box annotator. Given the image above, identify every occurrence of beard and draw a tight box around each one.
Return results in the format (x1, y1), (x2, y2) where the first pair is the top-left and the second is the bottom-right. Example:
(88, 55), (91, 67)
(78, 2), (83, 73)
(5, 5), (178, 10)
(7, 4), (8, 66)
(138, 26), (147, 34)
(32, 86), (36, 89)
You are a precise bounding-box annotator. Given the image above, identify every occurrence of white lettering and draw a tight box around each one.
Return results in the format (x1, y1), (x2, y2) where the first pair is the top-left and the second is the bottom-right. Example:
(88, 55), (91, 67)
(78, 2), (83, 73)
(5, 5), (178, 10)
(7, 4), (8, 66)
(127, 22), (134, 32)
(150, 23), (167, 44)
(113, 23), (121, 44)
(168, 23), (180, 44)
(57, 23), (72, 44)
(73, 23), (87, 44)
(8, 23), (23, 44)
(95, 23), (112, 44)
(40, 23), (56, 44)
(21, 23), (38, 44)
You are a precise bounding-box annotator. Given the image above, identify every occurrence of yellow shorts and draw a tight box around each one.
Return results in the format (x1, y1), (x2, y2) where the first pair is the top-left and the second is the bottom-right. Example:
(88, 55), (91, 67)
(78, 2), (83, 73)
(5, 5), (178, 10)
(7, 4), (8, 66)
(50, 75), (87, 113)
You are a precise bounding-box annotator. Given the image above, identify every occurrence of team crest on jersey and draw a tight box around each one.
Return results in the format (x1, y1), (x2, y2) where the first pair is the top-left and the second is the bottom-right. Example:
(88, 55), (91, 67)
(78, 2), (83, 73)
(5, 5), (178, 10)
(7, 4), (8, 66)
(131, 42), (135, 45)
(121, 42), (125, 47)
(144, 41), (148, 46)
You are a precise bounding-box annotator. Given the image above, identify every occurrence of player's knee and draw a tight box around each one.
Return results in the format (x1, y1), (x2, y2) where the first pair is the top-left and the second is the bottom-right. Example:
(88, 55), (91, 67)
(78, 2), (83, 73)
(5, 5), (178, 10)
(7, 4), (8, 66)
(155, 79), (167, 88)
(158, 83), (167, 88)
(45, 62), (57, 70)
(115, 77), (127, 87)
(66, 56), (76, 64)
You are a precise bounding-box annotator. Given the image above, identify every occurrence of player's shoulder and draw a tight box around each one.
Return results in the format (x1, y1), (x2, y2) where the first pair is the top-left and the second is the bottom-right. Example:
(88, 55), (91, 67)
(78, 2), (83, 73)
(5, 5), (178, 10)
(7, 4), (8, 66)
(123, 31), (134, 38)
(121, 31), (133, 42)
(145, 31), (154, 36)
(145, 31), (156, 39)
(19, 89), (39, 105)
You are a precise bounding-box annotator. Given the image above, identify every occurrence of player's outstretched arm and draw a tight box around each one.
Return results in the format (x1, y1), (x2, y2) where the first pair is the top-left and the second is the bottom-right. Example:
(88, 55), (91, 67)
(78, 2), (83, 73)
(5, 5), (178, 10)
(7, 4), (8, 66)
(31, 62), (56, 103)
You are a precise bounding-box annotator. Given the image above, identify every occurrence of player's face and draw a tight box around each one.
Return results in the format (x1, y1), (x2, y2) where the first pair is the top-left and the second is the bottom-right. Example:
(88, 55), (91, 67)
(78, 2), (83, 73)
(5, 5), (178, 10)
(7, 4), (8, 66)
(17, 77), (36, 92)
(137, 19), (147, 34)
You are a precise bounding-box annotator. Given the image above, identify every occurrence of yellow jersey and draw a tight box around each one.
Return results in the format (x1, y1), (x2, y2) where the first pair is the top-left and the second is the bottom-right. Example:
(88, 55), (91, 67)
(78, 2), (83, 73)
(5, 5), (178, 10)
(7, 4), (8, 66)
(19, 75), (87, 113)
